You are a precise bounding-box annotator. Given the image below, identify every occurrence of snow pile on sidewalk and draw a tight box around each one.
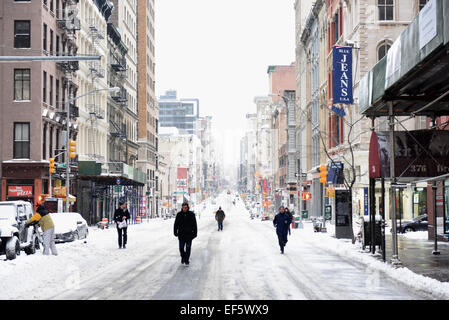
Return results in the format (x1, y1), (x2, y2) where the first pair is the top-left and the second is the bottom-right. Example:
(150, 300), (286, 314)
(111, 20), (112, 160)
(290, 222), (449, 299)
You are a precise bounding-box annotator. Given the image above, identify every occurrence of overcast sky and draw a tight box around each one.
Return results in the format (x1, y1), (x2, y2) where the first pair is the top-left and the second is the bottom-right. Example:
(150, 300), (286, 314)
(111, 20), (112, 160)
(154, 0), (296, 170)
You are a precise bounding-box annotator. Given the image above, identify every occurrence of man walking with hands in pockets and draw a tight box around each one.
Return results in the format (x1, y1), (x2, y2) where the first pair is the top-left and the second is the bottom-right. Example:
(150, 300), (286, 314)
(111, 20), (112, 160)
(174, 202), (197, 266)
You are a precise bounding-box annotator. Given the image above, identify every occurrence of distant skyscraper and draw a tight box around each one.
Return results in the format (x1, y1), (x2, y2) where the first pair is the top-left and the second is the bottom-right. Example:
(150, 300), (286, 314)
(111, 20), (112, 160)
(158, 90), (199, 135)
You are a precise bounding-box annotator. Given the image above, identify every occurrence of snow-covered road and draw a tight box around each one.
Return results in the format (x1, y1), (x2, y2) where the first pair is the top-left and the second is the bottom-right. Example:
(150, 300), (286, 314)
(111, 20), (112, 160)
(0, 193), (434, 300)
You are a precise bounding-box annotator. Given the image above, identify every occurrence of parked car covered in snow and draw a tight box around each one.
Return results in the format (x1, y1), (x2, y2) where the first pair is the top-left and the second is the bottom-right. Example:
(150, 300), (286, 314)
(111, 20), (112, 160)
(0, 201), (41, 260)
(48, 212), (89, 243)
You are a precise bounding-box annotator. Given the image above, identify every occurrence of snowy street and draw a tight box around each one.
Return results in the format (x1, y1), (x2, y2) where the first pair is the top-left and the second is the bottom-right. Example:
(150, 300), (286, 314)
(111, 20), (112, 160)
(0, 193), (436, 300)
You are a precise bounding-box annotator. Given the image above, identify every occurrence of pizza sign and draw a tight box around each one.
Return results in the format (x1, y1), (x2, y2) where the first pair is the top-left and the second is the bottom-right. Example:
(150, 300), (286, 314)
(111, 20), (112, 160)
(8, 186), (33, 197)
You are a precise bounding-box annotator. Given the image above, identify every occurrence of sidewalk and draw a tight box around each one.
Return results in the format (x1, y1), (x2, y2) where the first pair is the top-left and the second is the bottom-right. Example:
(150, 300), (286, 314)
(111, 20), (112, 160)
(381, 234), (449, 283)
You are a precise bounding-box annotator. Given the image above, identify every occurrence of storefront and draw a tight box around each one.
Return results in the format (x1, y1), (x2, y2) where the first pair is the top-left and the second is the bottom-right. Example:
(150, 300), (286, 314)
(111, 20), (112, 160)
(1, 162), (48, 206)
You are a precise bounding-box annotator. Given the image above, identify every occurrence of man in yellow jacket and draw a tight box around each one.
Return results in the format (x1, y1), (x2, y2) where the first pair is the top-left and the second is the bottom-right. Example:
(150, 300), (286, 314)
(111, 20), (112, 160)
(26, 203), (57, 256)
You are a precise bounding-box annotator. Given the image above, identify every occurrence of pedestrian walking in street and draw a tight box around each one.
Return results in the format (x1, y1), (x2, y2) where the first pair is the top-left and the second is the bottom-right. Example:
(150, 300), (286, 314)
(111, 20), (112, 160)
(273, 206), (292, 254)
(114, 201), (130, 249)
(285, 207), (293, 235)
(26, 202), (57, 256)
(215, 206), (226, 231)
(174, 202), (197, 266)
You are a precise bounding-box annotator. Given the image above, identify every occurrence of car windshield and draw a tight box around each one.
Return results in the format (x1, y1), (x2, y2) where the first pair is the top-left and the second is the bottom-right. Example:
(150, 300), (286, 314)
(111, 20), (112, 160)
(0, 205), (16, 222)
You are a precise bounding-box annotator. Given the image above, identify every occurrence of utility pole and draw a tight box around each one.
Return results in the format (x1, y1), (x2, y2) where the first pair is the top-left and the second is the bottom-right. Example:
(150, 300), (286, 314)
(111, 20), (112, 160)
(389, 102), (401, 266)
(65, 79), (71, 212)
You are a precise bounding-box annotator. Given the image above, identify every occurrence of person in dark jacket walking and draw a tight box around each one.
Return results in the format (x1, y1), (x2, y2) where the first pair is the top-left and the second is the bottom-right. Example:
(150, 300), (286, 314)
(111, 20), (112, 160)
(215, 206), (225, 231)
(273, 206), (292, 254)
(114, 201), (130, 249)
(174, 202), (197, 266)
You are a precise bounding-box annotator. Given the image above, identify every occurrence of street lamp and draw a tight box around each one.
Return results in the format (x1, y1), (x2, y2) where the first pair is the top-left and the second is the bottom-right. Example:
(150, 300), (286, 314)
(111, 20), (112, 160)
(63, 86), (120, 212)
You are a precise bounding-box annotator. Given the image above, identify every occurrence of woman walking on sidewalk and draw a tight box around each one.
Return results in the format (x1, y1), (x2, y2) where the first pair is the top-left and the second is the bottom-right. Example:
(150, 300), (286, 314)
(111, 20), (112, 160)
(114, 201), (130, 249)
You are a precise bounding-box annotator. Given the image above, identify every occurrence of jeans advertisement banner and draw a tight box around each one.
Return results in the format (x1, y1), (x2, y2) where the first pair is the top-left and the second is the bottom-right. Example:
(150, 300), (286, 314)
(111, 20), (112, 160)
(332, 46), (354, 105)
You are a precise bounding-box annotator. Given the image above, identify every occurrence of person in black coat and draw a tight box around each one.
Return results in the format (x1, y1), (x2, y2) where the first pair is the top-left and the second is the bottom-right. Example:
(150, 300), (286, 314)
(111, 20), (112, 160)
(174, 202), (197, 266)
(114, 201), (130, 249)
(215, 206), (226, 231)
(273, 206), (292, 254)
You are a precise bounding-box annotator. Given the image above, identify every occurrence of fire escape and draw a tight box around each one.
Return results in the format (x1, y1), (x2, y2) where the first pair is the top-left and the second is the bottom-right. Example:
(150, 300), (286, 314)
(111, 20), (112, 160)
(55, 0), (81, 146)
(86, 17), (105, 162)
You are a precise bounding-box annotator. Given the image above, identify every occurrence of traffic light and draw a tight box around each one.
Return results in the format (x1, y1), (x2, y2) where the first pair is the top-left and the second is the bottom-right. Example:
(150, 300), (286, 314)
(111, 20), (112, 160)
(319, 165), (327, 185)
(49, 158), (55, 174)
(69, 140), (77, 158)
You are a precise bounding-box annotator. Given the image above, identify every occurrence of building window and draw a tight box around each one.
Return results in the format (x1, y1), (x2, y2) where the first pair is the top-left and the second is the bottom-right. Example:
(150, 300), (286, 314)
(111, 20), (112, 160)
(55, 79), (59, 109)
(49, 75), (53, 106)
(56, 0), (60, 18)
(14, 20), (31, 48)
(14, 69), (30, 101)
(419, 0), (429, 11)
(43, 23), (47, 52)
(43, 71), (47, 103)
(14, 122), (30, 159)
(378, 0), (394, 21)
(378, 41), (391, 61)
(43, 124), (47, 160)
(56, 35), (60, 56)
(49, 126), (53, 158)
(49, 29), (53, 55)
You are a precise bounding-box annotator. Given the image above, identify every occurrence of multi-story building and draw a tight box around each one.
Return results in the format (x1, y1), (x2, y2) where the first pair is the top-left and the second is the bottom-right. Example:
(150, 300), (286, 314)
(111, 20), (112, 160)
(0, 0), (81, 205)
(158, 90), (199, 135)
(77, 0), (111, 163)
(107, 22), (128, 164)
(159, 128), (202, 212)
(295, 0), (426, 220)
(238, 113), (257, 196)
(110, 0), (139, 167)
(195, 116), (214, 200)
(136, 0), (158, 218)
(267, 63), (296, 209)
(254, 96), (272, 214)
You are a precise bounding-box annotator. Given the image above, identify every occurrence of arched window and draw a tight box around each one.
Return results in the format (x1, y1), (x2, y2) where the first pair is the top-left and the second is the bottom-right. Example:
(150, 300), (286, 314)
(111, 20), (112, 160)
(377, 41), (392, 61)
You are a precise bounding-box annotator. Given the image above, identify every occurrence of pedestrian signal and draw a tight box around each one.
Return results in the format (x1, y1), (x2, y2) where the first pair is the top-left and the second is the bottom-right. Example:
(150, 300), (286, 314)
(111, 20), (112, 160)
(69, 140), (77, 158)
(302, 192), (312, 201)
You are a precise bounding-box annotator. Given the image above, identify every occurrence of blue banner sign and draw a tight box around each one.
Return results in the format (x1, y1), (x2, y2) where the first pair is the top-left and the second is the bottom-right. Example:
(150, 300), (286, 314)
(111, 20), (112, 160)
(333, 46), (353, 105)
(364, 187), (369, 216)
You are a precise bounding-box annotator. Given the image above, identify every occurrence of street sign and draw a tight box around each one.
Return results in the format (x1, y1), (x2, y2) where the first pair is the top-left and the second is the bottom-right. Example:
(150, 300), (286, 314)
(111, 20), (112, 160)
(295, 173), (307, 178)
